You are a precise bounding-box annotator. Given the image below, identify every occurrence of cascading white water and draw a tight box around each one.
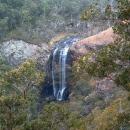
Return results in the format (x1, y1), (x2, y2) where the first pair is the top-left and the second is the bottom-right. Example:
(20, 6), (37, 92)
(51, 37), (79, 101)
(57, 45), (69, 101)
(52, 48), (58, 97)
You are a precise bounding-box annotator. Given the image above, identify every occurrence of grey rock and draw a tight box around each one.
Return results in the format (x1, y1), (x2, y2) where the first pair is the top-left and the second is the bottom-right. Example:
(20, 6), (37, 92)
(0, 39), (50, 70)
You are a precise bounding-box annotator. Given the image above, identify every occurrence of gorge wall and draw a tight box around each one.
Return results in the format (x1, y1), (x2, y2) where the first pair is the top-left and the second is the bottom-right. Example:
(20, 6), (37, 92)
(40, 27), (118, 102)
(0, 27), (118, 104)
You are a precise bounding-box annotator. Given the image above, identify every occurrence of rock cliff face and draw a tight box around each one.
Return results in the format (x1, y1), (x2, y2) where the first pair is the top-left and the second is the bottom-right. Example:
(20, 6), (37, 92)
(0, 40), (50, 70)
(70, 27), (118, 58)
(0, 28), (117, 69)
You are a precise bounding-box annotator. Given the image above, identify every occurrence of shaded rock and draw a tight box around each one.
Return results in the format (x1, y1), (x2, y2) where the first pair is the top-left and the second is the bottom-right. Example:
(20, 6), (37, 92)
(0, 39), (50, 70)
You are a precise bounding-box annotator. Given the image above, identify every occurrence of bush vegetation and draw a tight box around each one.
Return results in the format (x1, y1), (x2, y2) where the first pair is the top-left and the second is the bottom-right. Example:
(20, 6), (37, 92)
(1, 0), (130, 130)
(73, 0), (130, 129)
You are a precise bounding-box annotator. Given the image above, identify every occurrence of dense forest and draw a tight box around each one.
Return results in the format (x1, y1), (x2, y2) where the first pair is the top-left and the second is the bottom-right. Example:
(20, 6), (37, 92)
(0, 0), (112, 43)
(0, 0), (130, 130)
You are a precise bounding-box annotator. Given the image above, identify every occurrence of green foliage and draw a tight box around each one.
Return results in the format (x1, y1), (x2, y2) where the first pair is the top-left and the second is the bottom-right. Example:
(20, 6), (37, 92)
(1, 1), (130, 130)
(73, 40), (130, 90)
(0, 60), (45, 130)
(0, 55), (10, 77)
(0, 0), (92, 42)
(80, 5), (99, 21)
(0, 0), (113, 43)
(105, 4), (113, 19)
(89, 98), (130, 130)
(2, 60), (44, 97)
(73, 79), (92, 97)
(73, 1), (130, 129)
(0, 0), (44, 39)
(73, 46), (116, 79)
(116, 67), (130, 91)
(114, 0), (130, 40)
(80, 0), (114, 21)
(0, 95), (28, 130)
(25, 102), (86, 130)
(0, 0), (24, 31)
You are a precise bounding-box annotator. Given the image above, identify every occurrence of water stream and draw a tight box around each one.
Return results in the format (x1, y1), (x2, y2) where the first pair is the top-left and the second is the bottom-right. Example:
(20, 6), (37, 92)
(51, 37), (79, 101)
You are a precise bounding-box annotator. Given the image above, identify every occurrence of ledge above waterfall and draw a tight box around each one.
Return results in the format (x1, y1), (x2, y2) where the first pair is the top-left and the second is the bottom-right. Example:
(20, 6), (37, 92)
(70, 27), (118, 58)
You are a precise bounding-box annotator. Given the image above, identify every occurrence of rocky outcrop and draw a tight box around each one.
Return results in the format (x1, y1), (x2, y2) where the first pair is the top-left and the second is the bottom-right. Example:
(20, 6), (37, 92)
(70, 27), (118, 58)
(68, 28), (122, 114)
(0, 40), (50, 69)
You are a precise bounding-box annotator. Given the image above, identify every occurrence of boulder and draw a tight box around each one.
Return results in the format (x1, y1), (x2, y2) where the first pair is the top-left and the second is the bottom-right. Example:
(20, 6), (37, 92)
(0, 39), (50, 69)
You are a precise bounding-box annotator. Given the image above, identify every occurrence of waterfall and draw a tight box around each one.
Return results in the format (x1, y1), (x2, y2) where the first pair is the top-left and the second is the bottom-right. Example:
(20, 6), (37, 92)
(57, 45), (69, 101)
(51, 37), (79, 101)
(52, 48), (58, 97)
